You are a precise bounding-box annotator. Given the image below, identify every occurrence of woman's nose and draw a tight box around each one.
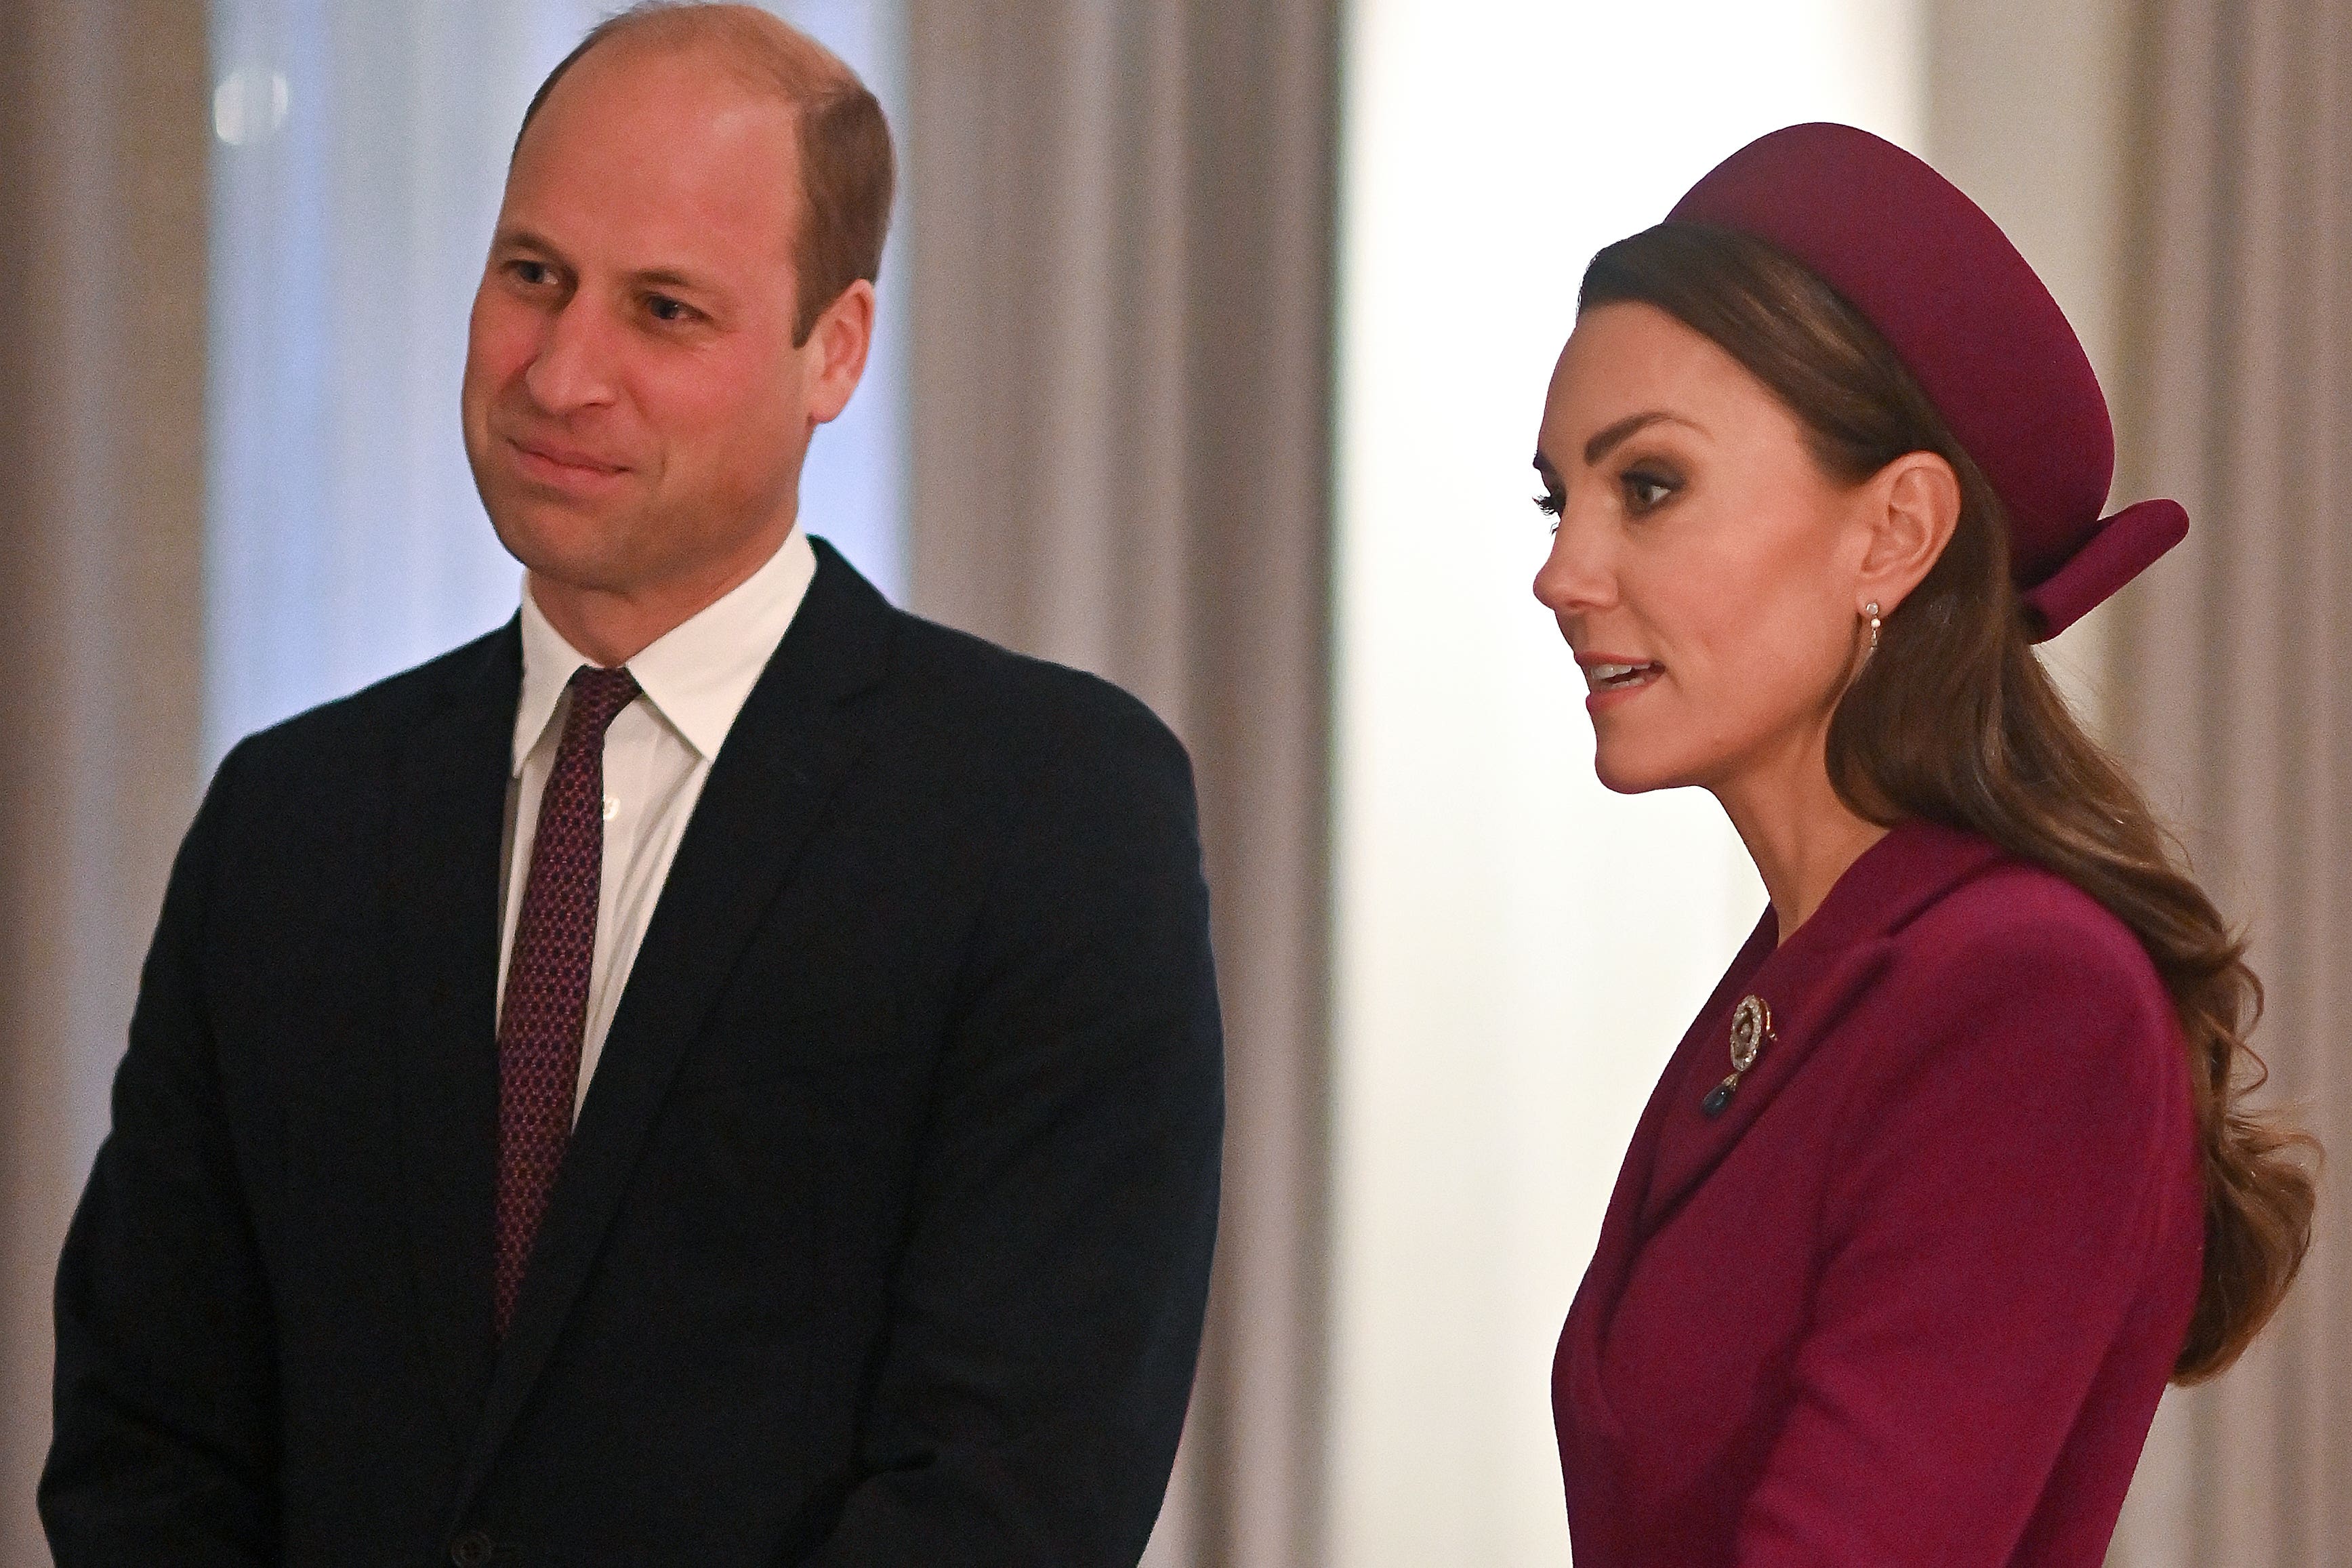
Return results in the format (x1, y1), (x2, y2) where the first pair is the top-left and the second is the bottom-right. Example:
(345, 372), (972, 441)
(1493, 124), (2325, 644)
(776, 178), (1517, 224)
(1533, 505), (1616, 616)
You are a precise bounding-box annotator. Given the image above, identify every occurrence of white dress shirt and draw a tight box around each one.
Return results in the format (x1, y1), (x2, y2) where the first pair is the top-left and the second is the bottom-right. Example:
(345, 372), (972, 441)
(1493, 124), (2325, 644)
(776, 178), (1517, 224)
(496, 527), (818, 1116)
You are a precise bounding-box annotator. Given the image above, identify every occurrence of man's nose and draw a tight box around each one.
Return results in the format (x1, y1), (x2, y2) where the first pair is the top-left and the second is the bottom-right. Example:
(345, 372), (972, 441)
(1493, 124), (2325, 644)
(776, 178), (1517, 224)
(522, 295), (619, 412)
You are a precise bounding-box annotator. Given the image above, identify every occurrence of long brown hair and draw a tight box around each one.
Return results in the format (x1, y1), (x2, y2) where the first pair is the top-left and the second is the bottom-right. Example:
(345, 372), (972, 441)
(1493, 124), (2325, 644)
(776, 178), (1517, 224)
(1581, 222), (2316, 1382)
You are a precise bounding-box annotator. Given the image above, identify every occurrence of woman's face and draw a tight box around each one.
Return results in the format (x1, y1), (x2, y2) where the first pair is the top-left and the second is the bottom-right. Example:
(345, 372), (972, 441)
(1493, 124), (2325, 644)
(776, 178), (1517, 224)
(1533, 301), (1876, 797)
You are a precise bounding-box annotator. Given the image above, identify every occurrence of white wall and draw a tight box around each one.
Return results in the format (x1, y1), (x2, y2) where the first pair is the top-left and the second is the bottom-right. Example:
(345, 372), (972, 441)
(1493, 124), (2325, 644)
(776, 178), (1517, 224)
(1327, 4), (1924, 1561)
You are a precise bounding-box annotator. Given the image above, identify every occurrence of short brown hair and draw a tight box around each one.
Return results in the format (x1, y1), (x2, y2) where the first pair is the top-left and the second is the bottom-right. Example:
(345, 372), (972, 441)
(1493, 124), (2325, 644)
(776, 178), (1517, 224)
(514, 1), (895, 344)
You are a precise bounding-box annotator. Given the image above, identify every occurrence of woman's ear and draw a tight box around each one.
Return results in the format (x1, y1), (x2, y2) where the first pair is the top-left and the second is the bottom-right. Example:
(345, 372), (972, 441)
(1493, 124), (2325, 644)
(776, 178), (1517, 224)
(1856, 451), (1960, 615)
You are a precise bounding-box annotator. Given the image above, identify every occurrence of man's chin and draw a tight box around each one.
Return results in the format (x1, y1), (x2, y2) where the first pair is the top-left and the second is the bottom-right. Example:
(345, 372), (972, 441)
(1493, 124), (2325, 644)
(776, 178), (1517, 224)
(486, 502), (642, 594)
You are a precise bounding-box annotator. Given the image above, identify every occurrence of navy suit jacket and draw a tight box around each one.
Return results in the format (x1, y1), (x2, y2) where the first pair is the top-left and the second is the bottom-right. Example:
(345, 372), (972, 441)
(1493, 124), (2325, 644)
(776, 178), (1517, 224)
(43, 540), (1224, 1567)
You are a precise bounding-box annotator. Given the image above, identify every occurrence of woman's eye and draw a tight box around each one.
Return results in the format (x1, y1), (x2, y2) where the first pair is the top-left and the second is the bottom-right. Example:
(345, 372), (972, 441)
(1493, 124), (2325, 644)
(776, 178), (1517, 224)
(1533, 489), (1564, 518)
(1622, 469), (1677, 512)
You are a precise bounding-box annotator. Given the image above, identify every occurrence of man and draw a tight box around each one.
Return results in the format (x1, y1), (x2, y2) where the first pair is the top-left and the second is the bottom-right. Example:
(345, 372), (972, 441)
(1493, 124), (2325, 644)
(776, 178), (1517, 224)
(41, 6), (1222, 1564)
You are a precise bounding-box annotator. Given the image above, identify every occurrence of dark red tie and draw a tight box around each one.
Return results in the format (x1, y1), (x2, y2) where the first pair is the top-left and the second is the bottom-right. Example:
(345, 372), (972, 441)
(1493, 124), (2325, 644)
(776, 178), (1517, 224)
(493, 664), (640, 1336)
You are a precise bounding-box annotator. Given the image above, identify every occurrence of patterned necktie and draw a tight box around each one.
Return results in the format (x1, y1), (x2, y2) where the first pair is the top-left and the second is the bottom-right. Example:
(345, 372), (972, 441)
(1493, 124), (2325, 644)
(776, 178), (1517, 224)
(493, 663), (640, 1337)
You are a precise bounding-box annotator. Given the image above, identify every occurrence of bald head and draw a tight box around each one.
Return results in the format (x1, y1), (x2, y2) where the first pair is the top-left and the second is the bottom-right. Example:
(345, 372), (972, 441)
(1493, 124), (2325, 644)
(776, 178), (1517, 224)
(516, 1), (894, 344)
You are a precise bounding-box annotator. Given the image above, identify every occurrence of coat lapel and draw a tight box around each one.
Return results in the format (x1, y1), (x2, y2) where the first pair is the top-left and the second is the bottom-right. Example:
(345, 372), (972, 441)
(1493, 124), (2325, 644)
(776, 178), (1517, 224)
(1632, 819), (2006, 1237)
(387, 623), (523, 1455)
(453, 541), (895, 1510)
(1556, 914), (1773, 1497)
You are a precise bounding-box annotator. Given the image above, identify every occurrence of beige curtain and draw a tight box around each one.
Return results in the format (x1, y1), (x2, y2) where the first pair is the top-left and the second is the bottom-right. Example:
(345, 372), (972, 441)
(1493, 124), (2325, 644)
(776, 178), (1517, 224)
(2107, 1), (2352, 1564)
(901, 4), (1338, 1564)
(0, 3), (209, 1565)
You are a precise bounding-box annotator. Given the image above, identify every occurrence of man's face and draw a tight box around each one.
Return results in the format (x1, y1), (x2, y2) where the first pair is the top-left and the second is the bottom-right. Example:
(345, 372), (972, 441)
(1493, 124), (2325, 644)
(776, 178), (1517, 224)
(462, 43), (829, 607)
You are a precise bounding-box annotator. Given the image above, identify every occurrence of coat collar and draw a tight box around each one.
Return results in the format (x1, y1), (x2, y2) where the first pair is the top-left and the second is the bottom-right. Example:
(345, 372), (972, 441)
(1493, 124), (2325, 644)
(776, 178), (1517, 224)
(1556, 817), (2011, 1489)
(1632, 818), (2008, 1236)
(385, 540), (896, 1523)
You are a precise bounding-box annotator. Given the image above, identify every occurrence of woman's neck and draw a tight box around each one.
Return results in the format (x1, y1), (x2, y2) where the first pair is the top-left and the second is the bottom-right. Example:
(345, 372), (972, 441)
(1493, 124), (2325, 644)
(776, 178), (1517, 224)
(1712, 730), (1890, 943)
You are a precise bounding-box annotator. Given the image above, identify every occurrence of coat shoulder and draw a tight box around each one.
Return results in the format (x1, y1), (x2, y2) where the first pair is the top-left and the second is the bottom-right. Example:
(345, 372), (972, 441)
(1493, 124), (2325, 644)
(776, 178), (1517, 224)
(1895, 855), (2164, 1006)
(222, 623), (516, 782)
(882, 608), (1193, 780)
(1874, 850), (2183, 1106)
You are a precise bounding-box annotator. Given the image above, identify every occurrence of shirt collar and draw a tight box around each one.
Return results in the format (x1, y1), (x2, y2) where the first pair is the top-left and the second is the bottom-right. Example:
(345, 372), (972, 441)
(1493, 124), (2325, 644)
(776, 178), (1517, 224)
(511, 525), (819, 776)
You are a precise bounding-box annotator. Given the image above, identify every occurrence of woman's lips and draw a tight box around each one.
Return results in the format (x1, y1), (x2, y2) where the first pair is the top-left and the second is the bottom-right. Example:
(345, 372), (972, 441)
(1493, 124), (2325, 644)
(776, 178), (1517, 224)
(1579, 657), (1664, 711)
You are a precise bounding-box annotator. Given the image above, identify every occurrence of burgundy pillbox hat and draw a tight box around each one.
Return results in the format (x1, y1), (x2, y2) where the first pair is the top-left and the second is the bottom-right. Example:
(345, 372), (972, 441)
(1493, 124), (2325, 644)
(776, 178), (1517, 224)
(1665, 121), (2185, 640)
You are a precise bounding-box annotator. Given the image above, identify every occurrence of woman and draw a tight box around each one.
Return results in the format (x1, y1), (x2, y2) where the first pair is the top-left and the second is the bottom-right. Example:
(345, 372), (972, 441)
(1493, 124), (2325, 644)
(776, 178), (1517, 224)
(1538, 123), (2316, 1566)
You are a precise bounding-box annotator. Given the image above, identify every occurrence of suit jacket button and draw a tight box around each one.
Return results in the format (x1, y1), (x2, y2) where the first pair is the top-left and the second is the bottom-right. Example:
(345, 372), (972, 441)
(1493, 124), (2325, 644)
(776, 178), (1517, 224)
(450, 1530), (495, 1567)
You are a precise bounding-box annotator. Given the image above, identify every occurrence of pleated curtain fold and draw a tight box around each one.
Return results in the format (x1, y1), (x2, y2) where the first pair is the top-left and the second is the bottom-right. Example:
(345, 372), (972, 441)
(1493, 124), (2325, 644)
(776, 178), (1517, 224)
(902, 4), (1339, 1565)
(2107, 3), (2352, 1565)
(0, 5), (210, 1565)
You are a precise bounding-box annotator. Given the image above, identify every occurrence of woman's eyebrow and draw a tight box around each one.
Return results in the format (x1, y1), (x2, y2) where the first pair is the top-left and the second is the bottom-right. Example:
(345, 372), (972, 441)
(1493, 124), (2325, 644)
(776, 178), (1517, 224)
(1584, 410), (1702, 466)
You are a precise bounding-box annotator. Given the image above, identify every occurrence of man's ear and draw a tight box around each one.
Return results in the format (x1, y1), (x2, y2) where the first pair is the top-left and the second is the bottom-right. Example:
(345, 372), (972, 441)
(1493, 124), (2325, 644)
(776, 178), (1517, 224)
(804, 278), (876, 426)
(1856, 450), (1961, 616)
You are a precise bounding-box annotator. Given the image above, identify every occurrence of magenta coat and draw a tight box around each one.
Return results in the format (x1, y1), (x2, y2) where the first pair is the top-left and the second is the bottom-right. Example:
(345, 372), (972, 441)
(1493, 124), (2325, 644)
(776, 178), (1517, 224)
(1554, 820), (2203, 1566)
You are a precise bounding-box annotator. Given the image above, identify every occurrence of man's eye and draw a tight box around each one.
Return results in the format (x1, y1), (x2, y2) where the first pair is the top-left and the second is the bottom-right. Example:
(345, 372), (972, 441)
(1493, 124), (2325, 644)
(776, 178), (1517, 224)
(510, 260), (554, 287)
(646, 295), (694, 323)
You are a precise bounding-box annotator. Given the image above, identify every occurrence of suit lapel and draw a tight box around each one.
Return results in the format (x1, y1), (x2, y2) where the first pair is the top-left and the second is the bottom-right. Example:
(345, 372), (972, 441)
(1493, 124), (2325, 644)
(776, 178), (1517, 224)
(388, 623), (523, 1454)
(453, 541), (895, 1510)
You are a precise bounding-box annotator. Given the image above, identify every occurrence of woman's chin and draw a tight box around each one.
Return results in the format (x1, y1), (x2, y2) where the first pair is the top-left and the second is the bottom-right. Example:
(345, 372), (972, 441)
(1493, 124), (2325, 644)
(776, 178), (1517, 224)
(1593, 751), (1675, 796)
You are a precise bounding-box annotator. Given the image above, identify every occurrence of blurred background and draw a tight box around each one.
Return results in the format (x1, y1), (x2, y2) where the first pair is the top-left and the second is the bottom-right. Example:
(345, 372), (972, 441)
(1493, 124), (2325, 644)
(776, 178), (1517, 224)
(1, 1), (2345, 1565)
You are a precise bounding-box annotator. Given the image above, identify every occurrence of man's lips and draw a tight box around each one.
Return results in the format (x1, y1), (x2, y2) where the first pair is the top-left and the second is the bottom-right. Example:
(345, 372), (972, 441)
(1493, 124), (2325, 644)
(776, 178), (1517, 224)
(505, 434), (632, 484)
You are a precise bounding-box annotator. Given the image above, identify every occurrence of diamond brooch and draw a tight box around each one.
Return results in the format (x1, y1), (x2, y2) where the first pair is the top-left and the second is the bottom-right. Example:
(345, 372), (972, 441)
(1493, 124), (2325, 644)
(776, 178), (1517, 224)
(1702, 993), (1773, 1118)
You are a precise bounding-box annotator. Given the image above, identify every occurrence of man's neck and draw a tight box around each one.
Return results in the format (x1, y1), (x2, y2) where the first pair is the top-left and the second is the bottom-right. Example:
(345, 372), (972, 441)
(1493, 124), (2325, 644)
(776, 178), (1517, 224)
(529, 533), (793, 666)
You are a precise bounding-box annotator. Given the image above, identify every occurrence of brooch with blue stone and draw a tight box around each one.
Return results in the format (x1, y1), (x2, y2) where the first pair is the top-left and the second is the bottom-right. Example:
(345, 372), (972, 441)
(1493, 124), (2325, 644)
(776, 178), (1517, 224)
(1702, 994), (1773, 1118)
